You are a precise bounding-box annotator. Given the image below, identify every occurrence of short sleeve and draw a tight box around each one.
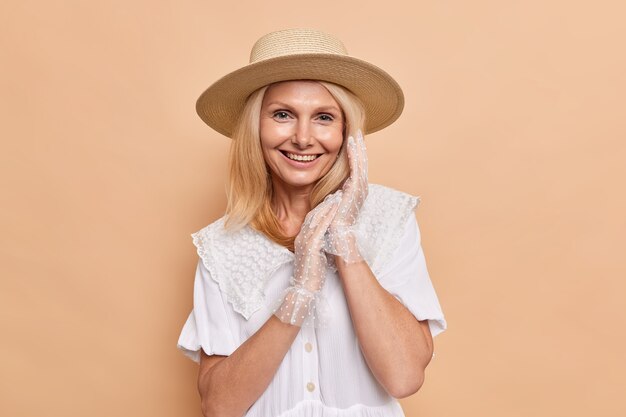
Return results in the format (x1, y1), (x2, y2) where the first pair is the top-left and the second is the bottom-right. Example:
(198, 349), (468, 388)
(177, 259), (239, 363)
(377, 214), (447, 338)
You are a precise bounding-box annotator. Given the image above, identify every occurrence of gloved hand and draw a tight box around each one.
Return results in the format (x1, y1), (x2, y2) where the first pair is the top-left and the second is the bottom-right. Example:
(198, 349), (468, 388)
(271, 192), (342, 328)
(323, 129), (369, 263)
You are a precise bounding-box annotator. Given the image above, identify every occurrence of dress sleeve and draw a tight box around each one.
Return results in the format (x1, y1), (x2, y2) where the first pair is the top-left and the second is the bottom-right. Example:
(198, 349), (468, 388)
(377, 214), (447, 338)
(177, 258), (239, 363)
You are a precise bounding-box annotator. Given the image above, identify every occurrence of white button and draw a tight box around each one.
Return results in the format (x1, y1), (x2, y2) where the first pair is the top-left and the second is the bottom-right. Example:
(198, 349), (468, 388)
(306, 382), (315, 392)
(305, 342), (313, 352)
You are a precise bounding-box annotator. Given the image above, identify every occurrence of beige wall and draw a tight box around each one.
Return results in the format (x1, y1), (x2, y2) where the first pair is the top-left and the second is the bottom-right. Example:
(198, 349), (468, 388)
(1, 1), (625, 416)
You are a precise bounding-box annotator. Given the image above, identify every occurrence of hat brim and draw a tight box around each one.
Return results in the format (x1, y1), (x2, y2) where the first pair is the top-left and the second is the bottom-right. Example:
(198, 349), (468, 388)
(196, 53), (404, 138)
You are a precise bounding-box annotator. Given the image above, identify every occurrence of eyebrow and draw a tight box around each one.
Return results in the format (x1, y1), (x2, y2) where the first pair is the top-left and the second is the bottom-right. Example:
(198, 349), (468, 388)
(265, 101), (341, 113)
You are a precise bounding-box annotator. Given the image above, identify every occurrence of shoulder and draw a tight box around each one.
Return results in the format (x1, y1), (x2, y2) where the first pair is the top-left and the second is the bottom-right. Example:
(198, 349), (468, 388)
(190, 214), (291, 267)
(363, 183), (421, 213)
(190, 214), (228, 242)
(189, 214), (293, 321)
(191, 216), (233, 252)
(356, 183), (422, 275)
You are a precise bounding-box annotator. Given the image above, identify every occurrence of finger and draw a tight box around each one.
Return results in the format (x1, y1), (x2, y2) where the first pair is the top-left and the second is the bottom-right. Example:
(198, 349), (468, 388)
(304, 195), (338, 230)
(353, 132), (368, 195)
(312, 201), (340, 239)
(347, 135), (358, 179)
(308, 204), (330, 228)
(355, 130), (366, 177)
(311, 194), (340, 229)
(357, 130), (368, 180)
(322, 189), (342, 204)
(355, 136), (364, 180)
(302, 203), (326, 232)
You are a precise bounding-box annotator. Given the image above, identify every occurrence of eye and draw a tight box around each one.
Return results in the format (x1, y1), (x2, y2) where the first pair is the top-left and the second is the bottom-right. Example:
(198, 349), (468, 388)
(318, 114), (334, 122)
(273, 111), (291, 120)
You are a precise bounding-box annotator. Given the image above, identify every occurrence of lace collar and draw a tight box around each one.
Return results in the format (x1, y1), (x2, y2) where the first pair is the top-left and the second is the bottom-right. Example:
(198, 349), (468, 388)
(190, 183), (420, 320)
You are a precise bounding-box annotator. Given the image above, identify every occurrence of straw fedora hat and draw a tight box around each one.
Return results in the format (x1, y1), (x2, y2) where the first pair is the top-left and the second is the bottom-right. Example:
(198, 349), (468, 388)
(196, 28), (405, 138)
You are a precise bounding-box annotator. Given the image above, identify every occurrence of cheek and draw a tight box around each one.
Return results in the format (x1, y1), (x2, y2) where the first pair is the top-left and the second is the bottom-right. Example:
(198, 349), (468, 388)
(259, 119), (271, 143)
(311, 127), (343, 151)
(260, 124), (282, 151)
(260, 146), (271, 163)
(324, 135), (344, 155)
(333, 136), (345, 152)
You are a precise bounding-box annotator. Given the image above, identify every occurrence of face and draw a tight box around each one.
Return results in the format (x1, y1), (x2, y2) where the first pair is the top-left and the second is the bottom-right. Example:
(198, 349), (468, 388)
(259, 80), (345, 191)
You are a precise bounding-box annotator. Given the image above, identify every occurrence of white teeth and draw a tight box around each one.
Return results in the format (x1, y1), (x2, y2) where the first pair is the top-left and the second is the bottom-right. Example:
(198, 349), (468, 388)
(285, 152), (319, 162)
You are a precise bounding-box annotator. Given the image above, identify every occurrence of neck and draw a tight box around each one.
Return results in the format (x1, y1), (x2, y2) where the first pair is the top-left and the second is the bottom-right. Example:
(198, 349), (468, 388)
(270, 176), (313, 236)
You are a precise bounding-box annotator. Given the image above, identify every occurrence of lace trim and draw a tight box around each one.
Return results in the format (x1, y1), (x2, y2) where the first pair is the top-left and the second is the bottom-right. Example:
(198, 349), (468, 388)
(191, 217), (293, 320)
(191, 184), (420, 320)
(356, 184), (421, 275)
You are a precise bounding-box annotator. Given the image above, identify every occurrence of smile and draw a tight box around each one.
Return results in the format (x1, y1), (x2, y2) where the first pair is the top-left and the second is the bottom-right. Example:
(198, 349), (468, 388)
(280, 151), (321, 162)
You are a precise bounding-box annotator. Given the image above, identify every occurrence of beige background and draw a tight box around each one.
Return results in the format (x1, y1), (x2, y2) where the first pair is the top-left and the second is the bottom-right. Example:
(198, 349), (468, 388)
(1, 0), (625, 416)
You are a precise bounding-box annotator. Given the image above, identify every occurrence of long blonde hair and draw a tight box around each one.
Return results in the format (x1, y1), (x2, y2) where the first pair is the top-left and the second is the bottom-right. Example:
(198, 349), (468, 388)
(224, 80), (366, 250)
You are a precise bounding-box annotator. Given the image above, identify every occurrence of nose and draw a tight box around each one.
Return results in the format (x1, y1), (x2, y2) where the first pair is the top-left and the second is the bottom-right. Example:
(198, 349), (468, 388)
(291, 119), (312, 148)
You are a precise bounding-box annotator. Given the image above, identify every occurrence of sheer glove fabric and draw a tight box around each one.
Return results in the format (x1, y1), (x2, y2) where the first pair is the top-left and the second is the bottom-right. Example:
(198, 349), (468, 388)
(270, 192), (341, 328)
(324, 130), (368, 264)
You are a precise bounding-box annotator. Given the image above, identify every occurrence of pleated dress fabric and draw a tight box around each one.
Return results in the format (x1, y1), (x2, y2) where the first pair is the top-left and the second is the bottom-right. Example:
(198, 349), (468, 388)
(177, 184), (448, 417)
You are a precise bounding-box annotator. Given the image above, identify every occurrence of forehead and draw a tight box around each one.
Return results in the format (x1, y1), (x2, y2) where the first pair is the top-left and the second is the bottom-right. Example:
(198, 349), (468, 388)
(262, 80), (340, 108)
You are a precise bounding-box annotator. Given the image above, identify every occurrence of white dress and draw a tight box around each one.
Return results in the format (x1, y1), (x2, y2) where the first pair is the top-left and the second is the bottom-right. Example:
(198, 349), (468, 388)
(177, 184), (448, 417)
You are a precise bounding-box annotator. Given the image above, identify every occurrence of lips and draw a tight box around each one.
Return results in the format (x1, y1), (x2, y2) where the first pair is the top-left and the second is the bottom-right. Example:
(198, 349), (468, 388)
(279, 150), (322, 162)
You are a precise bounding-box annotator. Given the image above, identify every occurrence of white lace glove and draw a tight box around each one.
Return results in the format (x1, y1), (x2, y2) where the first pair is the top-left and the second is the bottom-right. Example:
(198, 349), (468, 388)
(323, 129), (369, 263)
(270, 192), (341, 328)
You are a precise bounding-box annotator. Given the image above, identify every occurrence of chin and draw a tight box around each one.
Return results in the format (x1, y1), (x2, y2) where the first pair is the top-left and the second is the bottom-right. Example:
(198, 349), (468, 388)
(273, 169), (325, 188)
(282, 176), (321, 189)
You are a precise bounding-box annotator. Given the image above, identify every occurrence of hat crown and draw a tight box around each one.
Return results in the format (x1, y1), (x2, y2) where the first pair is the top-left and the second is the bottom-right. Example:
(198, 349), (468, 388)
(249, 28), (349, 63)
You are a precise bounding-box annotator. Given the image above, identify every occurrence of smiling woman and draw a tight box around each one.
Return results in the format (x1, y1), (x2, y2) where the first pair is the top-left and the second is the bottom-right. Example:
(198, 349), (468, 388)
(226, 79), (364, 247)
(177, 28), (447, 417)
(262, 82), (343, 184)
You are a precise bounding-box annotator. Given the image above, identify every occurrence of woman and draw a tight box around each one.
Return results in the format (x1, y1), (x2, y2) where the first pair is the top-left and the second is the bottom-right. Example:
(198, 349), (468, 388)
(177, 28), (447, 417)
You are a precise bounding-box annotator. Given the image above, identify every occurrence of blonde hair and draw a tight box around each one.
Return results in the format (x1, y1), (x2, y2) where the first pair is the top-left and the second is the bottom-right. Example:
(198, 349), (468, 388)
(224, 80), (366, 250)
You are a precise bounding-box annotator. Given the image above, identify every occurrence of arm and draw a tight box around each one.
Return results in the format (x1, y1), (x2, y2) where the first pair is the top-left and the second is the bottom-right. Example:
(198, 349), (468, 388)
(197, 197), (340, 417)
(197, 313), (301, 417)
(322, 131), (434, 397)
(336, 257), (434, 399)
